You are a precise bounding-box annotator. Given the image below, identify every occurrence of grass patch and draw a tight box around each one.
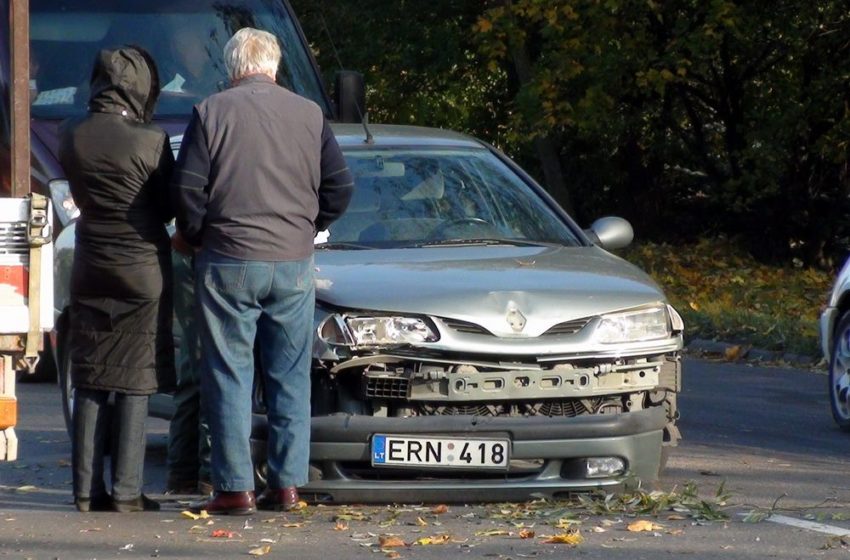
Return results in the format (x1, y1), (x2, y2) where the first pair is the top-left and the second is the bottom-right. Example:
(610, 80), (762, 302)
(620, 238), (835, 357)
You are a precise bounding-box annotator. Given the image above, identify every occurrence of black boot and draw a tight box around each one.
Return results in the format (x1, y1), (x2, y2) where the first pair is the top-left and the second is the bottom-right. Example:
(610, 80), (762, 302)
(75, 493), (112, 513)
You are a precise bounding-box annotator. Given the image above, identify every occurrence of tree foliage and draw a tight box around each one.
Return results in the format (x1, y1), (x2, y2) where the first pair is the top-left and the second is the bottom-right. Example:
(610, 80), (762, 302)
(293, 0), (850, 266)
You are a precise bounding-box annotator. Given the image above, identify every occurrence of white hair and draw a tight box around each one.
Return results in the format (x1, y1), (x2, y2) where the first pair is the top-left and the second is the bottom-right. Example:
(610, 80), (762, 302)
(223, 27), (281, 82)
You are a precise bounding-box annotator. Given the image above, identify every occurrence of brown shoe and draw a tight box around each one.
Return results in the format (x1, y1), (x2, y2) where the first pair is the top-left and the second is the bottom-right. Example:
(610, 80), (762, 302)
(190, 491), (255, 516)
(256, 486), (301, 512)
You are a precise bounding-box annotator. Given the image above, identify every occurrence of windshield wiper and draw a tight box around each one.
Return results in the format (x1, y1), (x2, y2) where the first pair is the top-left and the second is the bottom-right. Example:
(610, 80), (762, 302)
(315, 242), (373, 250)
(411, 238), (557, 248)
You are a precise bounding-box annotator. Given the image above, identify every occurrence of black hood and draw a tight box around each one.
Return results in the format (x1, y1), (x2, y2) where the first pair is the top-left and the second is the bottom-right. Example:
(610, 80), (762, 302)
(88, 47), (160, 123)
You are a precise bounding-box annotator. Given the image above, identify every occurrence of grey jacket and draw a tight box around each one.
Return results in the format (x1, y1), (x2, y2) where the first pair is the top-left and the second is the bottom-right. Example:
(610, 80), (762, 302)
(172, 74), (353, 261)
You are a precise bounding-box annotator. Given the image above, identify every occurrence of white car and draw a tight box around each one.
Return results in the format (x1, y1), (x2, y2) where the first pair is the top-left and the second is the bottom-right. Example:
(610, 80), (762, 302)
(821, 258), (850, 429)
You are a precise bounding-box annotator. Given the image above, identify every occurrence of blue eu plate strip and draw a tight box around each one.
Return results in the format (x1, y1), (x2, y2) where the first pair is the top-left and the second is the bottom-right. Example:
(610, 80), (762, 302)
(372, 434), (387, 464)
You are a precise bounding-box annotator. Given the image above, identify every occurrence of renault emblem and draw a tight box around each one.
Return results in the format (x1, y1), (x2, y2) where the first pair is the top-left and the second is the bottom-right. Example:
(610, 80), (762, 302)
(506, 306), (527, 333)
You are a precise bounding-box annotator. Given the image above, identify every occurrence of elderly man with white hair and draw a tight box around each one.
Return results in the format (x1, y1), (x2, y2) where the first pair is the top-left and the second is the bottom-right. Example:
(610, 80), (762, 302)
(172, 27), (353, 515)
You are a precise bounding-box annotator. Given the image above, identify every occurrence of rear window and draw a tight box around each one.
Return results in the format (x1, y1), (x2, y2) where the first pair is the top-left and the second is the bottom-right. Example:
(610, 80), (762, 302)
(29, 0), (328, 119)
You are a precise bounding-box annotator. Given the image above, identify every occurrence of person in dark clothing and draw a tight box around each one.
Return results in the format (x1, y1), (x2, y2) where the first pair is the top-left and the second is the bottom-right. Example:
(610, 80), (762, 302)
(59, 46), (176, 513)
(164, 242), (211, 496)
(173, 27), (353, 516)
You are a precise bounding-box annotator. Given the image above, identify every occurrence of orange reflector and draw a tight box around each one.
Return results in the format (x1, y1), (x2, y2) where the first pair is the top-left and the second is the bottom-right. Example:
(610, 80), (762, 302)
(0, 397), (16, 430)
(0, 265), (27, 299)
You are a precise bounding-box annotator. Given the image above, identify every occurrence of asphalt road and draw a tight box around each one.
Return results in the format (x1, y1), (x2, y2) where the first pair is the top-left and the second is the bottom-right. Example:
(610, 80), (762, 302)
(2, 357), (850, 559)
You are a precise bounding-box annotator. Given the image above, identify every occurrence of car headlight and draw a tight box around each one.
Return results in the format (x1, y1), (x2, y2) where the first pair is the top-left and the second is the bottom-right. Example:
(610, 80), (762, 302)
(594, 305), (671, 343)
(346, 316), (438, 346)
(48, 179), (80, 226)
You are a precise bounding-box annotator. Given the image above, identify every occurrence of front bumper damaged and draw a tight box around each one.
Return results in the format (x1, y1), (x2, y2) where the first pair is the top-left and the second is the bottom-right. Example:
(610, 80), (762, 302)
(265, 407), (667, 503)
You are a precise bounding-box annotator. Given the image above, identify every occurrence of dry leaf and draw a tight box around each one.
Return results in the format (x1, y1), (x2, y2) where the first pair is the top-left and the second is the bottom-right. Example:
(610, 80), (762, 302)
(210, 529), (234, 538)
(415, 516), (428, 527)
(519, 529), (535, 539)
(378, 535), (407, 548)
(554, 518), (577, 529)
(334, 521), (349, 531)
(15, 485), (37, 493)
(541, 532), (584, 545)
(431, 505), (448, 515)
(667, 528), (685, 536)
(248, 545), (272, 556)
(724, 345), (744, 361)
(281, 523), (303, 528)
(385, 552), (401, 559)
(627, 520), (663, 532)
(474, 529), (510, 537)
(667, 514), (687, 520)
(181, 511), (200, 520)
(414, 534), (451, 545)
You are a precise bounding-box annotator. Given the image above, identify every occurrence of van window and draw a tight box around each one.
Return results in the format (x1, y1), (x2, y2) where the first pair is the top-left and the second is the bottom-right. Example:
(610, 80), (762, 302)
(29, 0), (328, 119)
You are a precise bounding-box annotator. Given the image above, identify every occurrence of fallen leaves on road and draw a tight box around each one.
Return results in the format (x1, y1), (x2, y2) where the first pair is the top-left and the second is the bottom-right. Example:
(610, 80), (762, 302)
(627, 520), (664, 532)
(554, 517), (577, 530)
(15, 485), (37, 493)
(180, 510), (209, 520)
(248, 545), (272, 556)
(414, 534), (451, 545)
(211, 529), (235, 538)
(474, 529), (511, 537)
(431, 504), (448, 515)
(724, 345), (745, 361)
(378, 535), (407, 548)
(334, 520), (349, 531)
(518, 528), (535, 539)
(335, 509), (371, 522)
(540, 530), (583, 545)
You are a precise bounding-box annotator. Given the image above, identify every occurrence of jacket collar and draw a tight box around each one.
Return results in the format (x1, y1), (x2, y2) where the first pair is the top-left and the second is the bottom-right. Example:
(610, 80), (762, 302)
(233, 74), (276, 87)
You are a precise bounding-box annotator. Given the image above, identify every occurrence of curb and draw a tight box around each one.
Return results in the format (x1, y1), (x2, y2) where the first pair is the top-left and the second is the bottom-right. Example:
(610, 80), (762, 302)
(685, 338), (824, 370)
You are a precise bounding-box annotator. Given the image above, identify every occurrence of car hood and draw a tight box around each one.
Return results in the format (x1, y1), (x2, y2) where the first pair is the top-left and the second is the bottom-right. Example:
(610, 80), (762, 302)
(315, 245), (667, 338)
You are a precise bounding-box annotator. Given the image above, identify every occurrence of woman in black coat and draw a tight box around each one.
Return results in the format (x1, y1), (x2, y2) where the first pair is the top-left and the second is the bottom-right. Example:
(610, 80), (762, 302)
(59, 46), (175, 513)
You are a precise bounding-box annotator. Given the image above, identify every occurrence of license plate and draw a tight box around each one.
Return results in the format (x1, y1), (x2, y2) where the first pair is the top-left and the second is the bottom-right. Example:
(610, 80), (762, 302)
(371, 434), (510, 470)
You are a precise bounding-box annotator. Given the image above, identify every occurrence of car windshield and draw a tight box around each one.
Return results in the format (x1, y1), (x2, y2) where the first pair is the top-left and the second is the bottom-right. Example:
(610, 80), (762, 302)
(329, 147), (583, 247)
(29, 0), (328, 119)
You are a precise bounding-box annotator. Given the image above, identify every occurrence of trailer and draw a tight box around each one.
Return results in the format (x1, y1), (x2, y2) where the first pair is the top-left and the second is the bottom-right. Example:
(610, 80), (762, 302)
(0, 0), (54, 461)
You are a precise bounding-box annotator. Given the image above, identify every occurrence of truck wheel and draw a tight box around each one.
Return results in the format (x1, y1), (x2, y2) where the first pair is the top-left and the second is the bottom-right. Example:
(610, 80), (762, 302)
(829, 312), (850, 431)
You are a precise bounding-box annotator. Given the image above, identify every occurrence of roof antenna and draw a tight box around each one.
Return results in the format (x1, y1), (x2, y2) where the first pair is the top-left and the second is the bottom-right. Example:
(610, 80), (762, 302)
(317, 10), (372, 144)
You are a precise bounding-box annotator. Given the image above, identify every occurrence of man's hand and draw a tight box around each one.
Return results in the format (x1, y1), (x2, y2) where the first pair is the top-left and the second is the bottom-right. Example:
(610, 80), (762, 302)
(171, 230), (197, 255)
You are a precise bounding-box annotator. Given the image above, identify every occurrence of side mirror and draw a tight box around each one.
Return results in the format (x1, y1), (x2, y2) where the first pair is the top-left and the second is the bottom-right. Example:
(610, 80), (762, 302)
(334, 70), (366, 124)
(585, 216), (634, 250)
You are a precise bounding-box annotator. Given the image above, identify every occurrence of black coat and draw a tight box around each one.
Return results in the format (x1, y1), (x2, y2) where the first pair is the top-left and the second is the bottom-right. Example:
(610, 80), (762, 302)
(59, 48), (176, 395)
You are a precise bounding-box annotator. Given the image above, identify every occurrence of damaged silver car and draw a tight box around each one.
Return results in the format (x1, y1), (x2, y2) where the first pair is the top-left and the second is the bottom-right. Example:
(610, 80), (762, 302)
(299, 124), (683, 502)
(56, 123), (684, 503)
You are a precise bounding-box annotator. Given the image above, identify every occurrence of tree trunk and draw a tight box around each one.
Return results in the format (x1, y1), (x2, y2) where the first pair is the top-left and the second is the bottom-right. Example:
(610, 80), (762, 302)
(506, 20), (574, 215)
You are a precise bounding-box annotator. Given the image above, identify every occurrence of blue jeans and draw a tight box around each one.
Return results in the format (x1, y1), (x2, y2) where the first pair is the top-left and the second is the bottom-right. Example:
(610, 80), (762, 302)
(195, 250), (314, 491)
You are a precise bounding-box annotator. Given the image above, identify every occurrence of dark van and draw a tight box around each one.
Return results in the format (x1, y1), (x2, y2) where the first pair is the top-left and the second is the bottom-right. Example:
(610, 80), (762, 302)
(0, 0), (363, 378)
